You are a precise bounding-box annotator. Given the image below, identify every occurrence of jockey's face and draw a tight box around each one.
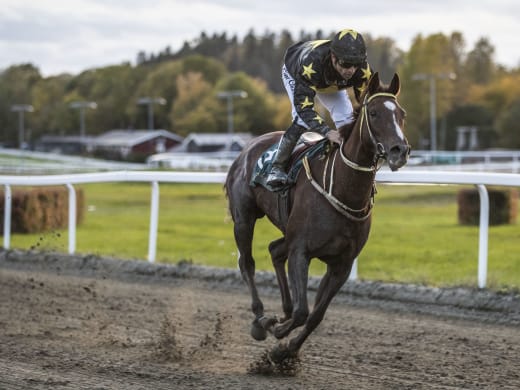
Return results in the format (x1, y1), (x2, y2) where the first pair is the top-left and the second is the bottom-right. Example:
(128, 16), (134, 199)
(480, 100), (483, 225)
(331, 53), (359, 81)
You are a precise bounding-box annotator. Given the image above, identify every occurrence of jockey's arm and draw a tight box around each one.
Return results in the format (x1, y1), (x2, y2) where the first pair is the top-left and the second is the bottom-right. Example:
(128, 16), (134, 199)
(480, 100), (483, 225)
(292, 81), (332, 136)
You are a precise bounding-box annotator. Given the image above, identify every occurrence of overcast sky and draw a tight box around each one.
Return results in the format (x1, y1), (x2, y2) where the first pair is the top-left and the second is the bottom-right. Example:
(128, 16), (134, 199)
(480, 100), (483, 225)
(1, 0), (519, 77)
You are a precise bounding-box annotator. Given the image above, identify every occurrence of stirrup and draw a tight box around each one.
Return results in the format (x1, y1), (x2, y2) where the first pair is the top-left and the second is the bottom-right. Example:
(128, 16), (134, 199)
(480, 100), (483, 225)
(266, 168), (288, 187)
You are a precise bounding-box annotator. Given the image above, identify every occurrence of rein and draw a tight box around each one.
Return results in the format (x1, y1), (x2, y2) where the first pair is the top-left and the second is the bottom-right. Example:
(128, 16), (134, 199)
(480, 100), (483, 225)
(302, 155), (374, 222)
(301, 91), (397, 221)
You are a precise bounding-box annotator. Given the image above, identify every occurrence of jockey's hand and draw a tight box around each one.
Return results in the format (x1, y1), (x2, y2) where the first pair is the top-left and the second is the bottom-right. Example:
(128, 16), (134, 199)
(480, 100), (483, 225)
(326, 130), (342, 145)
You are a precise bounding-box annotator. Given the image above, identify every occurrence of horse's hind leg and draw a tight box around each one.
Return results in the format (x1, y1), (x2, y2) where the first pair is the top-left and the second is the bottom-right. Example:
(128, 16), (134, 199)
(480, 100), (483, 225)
(269, 237), (292, 321)
(233, 218), (268, 340)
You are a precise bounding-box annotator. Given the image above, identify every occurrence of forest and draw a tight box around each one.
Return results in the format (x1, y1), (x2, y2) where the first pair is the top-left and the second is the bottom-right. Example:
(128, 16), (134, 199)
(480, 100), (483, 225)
(1, 28), (520, 150)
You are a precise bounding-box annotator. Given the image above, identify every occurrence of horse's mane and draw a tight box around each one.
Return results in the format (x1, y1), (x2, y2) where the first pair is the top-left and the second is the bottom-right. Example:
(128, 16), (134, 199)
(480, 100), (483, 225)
(338, 77), (391, 139)
(338, 111), (359, 139)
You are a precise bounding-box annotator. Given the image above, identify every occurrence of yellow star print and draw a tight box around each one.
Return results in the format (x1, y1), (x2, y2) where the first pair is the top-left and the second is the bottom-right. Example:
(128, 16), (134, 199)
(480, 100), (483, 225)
(338, 29), (358, 40)
(302, 63), (316, 79)
(313, 115), (324, 124)
(301, 97), (313, 109)
(310, 40), (329, 49)
(361, 65), (372, 80)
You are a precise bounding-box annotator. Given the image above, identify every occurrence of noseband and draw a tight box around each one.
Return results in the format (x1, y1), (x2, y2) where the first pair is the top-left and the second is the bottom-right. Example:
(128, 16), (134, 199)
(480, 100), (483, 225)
(340, 92), (398, 172)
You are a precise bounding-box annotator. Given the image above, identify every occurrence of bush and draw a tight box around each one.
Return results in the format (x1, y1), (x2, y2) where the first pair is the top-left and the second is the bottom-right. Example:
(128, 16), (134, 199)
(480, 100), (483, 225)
(0, 186), (85, 233)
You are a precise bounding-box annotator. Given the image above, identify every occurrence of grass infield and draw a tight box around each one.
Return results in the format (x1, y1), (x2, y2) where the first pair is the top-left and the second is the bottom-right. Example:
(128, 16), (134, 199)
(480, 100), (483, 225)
(8, 182), (519, 292)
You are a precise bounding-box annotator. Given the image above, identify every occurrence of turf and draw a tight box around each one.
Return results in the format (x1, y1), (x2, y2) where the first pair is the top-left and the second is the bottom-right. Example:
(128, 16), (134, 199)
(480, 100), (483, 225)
(6, 182), (519, 291)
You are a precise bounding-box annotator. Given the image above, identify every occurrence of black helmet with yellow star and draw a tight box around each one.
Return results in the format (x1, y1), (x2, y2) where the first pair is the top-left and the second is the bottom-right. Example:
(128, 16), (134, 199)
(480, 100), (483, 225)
(330, 29), (367, 65)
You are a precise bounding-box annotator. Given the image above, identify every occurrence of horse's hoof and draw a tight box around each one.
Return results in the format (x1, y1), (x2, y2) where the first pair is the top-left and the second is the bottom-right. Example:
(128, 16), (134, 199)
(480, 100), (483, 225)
(268, 343), (290, 364)
(251, 320), (267, 341)
(273, 320), (291, 339)
(258, 316), (277, 332)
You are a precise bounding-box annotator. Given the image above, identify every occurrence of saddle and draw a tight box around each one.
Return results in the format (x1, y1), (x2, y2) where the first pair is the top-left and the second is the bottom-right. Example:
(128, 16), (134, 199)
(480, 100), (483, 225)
(250, 132), (331, 192)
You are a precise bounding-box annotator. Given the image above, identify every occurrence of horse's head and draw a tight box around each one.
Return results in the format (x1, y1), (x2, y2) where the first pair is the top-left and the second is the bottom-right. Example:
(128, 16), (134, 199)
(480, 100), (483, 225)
(357, 72), (410, 171)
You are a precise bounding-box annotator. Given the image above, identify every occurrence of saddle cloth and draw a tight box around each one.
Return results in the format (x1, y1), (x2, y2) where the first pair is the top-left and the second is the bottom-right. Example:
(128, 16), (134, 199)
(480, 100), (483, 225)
(250, 132), (330, 192)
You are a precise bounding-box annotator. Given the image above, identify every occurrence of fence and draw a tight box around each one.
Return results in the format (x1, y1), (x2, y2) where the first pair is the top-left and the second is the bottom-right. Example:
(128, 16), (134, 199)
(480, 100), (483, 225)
(2, 169), (520, 288)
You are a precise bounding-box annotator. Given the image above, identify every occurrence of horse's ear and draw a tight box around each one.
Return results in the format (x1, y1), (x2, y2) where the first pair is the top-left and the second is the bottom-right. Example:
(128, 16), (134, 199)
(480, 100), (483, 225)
(367, 72), (380, 94)
(388, 73), (401, 96)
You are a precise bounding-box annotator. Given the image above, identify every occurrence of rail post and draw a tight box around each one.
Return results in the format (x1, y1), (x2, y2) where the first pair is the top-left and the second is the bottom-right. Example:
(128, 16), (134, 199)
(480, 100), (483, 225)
(476, 184), (489, 289)
(66, 184), (77, 254)
(3, 185), (11, 249)
(148, 181), (160, 263)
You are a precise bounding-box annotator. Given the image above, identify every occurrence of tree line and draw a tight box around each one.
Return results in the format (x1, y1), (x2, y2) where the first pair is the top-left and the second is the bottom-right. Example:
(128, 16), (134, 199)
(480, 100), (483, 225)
(1, 29), (519, 150)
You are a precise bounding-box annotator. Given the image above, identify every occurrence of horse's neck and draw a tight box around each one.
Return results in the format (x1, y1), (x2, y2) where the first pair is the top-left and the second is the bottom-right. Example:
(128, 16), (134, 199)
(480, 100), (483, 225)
(331, 127), (376, 206)
(344, 121), (375, 168)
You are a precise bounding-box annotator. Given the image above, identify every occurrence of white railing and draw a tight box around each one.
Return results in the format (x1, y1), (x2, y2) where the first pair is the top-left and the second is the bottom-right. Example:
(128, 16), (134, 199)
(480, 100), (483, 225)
(2, 170), (520, 289)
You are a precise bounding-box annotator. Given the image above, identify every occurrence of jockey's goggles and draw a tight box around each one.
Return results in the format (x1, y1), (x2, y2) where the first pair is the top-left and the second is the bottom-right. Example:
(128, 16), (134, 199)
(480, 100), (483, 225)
(338, 60), (362, 69)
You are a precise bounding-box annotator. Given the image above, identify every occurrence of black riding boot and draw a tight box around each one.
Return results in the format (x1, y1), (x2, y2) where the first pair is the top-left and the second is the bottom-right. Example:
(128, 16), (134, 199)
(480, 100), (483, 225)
(266, 128), (301, 187)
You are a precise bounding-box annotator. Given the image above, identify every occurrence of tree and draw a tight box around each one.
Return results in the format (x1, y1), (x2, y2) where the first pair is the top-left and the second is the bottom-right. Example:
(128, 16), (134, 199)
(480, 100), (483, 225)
(0, 64), (42, 145)
(398, 33), (460, 148)
(31, 74), (72, 138)
(465, 38), (496, 85)
(131, 61), (182, 130)
(445, 104), (495, 149)
(171, 72), (217, 135)
(496, 99), (520, 148)
(364, 35), (403, 83)
(214, 72), (278, 135)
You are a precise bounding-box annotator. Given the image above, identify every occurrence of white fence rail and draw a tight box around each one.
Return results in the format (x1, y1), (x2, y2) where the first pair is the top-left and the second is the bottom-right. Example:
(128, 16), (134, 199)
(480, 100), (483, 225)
(2, 170), (520, 289)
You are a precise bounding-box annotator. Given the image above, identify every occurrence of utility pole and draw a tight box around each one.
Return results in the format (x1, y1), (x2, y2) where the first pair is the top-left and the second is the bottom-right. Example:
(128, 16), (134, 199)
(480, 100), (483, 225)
(10, 104), (34, 149)
(217, 90), (248, 135)
(137, 97), (167, 130)
(69, 101), (98, 139)
(412, 72), (456, 152)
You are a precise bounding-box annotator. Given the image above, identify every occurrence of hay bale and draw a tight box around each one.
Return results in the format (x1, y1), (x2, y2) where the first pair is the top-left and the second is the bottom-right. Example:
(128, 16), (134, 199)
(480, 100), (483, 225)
(457, 187), (517, 225)
(0, 187), (85, 233)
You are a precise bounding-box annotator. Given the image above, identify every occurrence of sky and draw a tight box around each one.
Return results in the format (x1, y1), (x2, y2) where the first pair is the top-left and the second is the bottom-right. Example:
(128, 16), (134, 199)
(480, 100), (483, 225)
(1, 0), (519, 77)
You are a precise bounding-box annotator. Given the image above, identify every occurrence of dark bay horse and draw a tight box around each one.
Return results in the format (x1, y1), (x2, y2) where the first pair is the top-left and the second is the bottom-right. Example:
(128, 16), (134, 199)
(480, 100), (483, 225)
(225, 72), (410, 363)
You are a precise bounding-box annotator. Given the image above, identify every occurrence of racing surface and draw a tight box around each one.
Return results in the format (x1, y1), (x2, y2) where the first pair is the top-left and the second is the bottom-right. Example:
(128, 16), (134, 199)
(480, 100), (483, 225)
(1, 250), (519, 389)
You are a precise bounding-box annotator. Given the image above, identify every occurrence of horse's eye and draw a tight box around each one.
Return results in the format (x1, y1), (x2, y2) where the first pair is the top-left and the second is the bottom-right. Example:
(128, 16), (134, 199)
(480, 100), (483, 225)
(369, 110), (377, 117)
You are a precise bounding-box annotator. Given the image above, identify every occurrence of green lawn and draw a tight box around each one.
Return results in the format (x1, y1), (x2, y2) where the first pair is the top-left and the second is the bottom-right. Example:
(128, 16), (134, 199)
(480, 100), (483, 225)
(7, 182), (520, 291)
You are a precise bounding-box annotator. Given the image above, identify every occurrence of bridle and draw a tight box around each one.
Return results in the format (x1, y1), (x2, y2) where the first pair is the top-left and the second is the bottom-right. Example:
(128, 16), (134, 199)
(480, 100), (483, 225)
(302, 91), (400, 221)
(340, 91), (399, 172)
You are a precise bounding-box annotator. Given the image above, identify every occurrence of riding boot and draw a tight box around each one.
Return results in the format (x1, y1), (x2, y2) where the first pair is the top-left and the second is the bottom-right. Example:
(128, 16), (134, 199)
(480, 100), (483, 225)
(266, 129), (301, 188)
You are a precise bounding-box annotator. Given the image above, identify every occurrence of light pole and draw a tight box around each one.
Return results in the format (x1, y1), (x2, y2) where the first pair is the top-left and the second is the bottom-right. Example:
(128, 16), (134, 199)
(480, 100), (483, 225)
(10, 104), (34, 149)
(137, 97), (166, 130)
(69, 101), (97, 139)
(412, 72), (456, 152)
(217, 90), (248, 135)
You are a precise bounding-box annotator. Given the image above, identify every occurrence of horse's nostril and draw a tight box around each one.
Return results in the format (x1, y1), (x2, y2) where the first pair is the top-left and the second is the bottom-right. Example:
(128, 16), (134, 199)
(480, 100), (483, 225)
(390, 145), (408, 155)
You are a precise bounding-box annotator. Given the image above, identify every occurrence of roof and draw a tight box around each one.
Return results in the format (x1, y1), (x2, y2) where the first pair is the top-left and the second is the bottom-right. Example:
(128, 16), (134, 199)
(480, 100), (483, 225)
(94, 129), (183, 147)
(170, 132), (253, 152)
(38, 135), (96, 144)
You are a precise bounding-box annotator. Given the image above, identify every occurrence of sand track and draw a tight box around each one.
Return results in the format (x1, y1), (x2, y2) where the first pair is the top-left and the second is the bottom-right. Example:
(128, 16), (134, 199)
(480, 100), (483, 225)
(1, 250), (519, 389)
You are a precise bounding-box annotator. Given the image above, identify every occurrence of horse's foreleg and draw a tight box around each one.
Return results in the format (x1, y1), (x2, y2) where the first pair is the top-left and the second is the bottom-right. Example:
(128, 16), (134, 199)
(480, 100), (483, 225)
(234, 221), (266, 340)
(269, 237), (292, 321)
(277, 261), (351, 360)
(273, 249), (310, 339)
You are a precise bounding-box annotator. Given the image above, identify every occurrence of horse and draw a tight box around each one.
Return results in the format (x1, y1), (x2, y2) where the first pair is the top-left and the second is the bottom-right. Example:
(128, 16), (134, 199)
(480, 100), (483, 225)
(224, 72), (410, 363)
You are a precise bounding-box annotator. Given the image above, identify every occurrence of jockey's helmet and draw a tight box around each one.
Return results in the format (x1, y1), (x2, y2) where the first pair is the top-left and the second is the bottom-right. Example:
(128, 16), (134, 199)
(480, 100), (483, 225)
(330, 29), (367, 65)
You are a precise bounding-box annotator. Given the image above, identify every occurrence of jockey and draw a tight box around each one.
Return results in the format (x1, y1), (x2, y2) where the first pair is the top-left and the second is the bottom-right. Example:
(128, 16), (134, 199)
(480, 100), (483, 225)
(266, 28), (373, 188)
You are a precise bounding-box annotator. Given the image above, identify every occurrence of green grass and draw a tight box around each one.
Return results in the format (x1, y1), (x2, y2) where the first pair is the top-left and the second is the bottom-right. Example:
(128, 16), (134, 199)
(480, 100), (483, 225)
(7, 182), (520, 291)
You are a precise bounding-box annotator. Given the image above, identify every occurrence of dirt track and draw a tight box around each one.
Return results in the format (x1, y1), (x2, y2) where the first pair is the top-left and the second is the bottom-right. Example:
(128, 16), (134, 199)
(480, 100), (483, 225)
(1, 250), (520, 390)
